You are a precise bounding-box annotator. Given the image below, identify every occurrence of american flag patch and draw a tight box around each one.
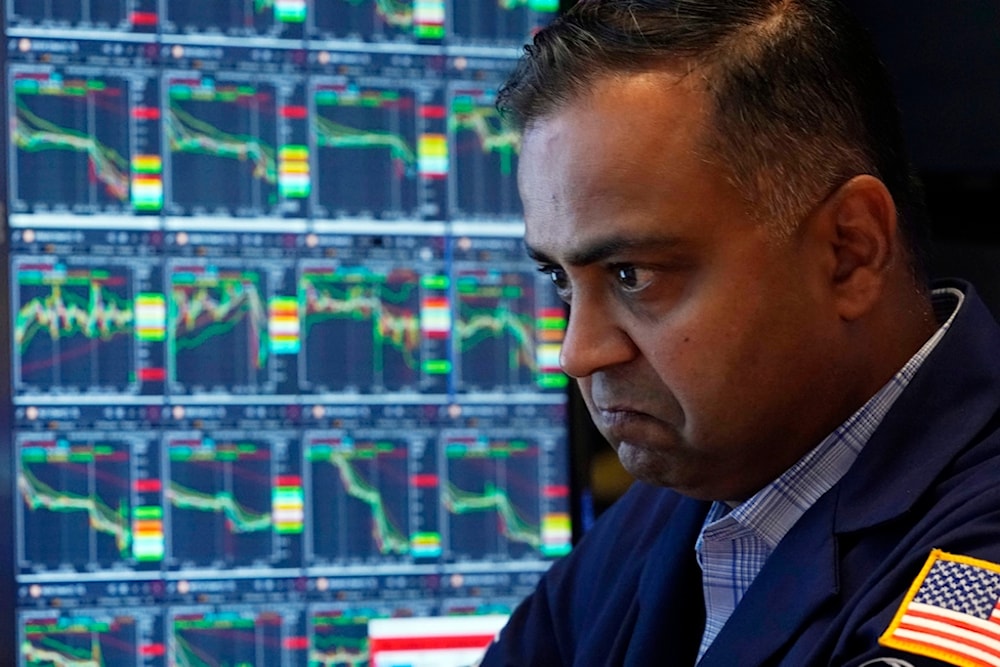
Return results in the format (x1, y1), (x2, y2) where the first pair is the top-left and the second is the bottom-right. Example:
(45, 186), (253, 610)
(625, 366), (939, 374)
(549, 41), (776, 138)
(880, 550), (1000, 667)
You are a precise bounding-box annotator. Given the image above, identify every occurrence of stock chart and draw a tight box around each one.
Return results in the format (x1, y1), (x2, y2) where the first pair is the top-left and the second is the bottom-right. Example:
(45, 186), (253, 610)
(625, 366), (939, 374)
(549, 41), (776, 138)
(10, 66), (161, 216)
(448, 84), (522, 220)
(3, 1), (569, 665)
(311, 80), (421, 220)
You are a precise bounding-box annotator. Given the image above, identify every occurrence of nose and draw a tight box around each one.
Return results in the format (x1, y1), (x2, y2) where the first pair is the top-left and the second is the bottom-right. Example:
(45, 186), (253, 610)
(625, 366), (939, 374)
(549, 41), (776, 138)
(558, 295), (638, 379)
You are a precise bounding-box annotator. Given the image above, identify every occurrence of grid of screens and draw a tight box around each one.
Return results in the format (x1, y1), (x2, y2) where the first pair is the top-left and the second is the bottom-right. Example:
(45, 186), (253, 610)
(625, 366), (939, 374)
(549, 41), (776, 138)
(2, 2), (572, 665)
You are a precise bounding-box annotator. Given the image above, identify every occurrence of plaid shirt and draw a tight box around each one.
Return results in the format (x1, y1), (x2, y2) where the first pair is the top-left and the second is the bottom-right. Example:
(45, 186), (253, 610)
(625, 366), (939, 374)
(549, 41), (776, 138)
(695, 287), (964, 662)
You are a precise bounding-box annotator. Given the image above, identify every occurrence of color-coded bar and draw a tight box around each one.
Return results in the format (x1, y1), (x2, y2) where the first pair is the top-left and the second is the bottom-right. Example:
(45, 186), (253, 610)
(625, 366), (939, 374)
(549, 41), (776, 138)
(132, 155), (162, 173)
(132, 177), (163, 211)
(280, 105), (308, 119)
(411, 474), (439, 487)
(538, 373), (569, 389)
(141, 644), (166, 657)
(414, 0), (445, 39)
(537, 307), (567, 343)
(130, 11), (158, 26)
(275, 0), (306, 22)
(273, 483), (304, 534)
(420, 105), (446, 120)
(541, 513), (572, 557)
(418, 134), (448, 177)
(21, 449), (51, 463)
(133, 505), (165, 561)
(136, 293), (166, 341)
(421, 296), (451, 338)
(422, 359), (451, 374)
(132, 107), (161, 120)
(134, 478), (162, 493)
(269, 296), (300, 354)
(410, 532), (443, 558)
(138, 367), (166, 382)
(537, 343), (562, 373)
(14, 79), (40, 94)
(544, 484), (570, 498)
(278, 145), (310, 198)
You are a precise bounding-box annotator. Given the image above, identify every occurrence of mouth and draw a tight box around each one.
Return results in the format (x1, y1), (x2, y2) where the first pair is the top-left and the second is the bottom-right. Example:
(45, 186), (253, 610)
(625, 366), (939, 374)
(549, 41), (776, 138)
(593, 405), (658, 431)
(589, 398), (685, 448)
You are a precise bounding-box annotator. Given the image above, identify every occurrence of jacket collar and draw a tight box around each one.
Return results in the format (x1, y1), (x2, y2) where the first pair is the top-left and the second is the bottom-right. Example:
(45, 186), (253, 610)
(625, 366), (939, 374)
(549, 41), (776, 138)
(625, 496), (710, 667)
(835, 280), (1000, 532)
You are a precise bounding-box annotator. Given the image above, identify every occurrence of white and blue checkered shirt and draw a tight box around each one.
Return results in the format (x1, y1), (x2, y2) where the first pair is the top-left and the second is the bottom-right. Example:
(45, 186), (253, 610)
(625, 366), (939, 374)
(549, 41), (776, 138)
(695, 286), (964, 662)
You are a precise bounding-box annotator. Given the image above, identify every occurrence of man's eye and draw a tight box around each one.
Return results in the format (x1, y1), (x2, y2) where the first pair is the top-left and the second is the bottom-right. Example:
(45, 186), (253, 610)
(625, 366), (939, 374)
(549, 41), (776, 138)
(539, 266), (568, 289)
(615, 266), (653, 292)
(537, 265), (571, 301)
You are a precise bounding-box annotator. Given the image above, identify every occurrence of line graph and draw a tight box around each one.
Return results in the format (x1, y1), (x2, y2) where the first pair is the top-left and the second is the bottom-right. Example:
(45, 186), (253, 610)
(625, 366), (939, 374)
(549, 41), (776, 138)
(16, 270), (133, 389)
(308, 606), (386, 667)
(166, 434), (281, 569)
(306, 434), (412, 563)
(312, 81), (419, 220)
(442, 433), (544, 560)
(299, 263), (448, 393)
(449, 0), (558, 43)
(3, 3), (578, 657)
(168, 263), (274, 394)
(8, 0), (159, 30)
(448, 86), (521, 219)
(13, 254), (166, 396)
(17, 431), (162, 573)
(19, 441), (131, 564)
(11, 71), (131, 215)
(163, 0), (306, 38)
(453, 268), (538, 392)
(14, 259), (135, 395)
(311, 0), (443, 42)
(169, 608), (298, 667)
(451, 236), (568, 393)
(442, 412), (573, 561)
(20, 610), (156, 667)
(165, 75), (280, 216)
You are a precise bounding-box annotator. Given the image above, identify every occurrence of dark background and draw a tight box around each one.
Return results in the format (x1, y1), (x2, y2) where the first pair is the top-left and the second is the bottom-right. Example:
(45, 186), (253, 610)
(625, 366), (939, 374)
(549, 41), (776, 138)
(843, 1), (1000, 317)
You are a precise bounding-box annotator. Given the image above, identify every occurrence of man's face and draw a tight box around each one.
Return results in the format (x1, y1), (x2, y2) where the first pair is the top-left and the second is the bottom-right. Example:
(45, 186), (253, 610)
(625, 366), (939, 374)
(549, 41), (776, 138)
(519, 72), (849, 501)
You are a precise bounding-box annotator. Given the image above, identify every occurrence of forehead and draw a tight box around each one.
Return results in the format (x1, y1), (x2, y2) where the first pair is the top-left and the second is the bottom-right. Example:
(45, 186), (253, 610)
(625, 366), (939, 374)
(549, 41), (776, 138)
(518, 72), (743, 257)
(520, 71), (708, 178)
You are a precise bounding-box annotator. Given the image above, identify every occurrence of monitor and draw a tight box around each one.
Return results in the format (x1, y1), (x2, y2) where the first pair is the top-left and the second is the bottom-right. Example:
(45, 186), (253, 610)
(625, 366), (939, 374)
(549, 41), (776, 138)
(0, 1), (579, 664)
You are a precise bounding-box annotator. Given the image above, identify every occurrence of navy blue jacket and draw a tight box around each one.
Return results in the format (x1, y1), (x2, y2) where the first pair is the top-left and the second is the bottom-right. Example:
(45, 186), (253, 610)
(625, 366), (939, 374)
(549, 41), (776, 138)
(481, 280), (1000, 666)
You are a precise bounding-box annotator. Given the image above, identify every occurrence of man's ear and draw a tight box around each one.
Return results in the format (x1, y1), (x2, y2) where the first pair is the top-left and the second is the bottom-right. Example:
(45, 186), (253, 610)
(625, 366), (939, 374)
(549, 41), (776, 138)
(818, 174), (898, 322)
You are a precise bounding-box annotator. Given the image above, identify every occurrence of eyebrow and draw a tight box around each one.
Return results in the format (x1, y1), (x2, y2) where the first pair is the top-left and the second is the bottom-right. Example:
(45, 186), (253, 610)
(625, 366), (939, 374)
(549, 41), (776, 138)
(524, 236), (686, 267)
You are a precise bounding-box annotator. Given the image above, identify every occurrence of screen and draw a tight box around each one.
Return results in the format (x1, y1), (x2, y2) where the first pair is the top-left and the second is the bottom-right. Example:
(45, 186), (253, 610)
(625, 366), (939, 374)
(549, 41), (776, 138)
(0, 2), (575, 665)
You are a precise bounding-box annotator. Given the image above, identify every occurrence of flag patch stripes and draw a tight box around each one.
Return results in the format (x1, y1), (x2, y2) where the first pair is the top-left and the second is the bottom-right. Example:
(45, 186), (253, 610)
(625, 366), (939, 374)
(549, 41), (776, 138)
(880, 549), (1000, 667)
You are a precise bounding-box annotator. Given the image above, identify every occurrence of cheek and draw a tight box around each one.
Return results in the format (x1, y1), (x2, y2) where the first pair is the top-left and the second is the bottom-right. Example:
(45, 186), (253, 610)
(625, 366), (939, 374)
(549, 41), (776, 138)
(633, 327), (709, 412)
(638, 313), (765, 409)
(638, 312), (731, 379)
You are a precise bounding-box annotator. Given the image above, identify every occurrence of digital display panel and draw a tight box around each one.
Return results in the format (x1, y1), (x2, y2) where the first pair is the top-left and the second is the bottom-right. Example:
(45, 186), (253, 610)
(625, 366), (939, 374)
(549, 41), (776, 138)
(1, 2), (572, 665)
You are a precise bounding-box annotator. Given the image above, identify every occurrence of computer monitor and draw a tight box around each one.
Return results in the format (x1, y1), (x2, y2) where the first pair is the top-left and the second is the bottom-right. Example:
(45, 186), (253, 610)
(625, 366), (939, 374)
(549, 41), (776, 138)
(0, 2), (580, 664)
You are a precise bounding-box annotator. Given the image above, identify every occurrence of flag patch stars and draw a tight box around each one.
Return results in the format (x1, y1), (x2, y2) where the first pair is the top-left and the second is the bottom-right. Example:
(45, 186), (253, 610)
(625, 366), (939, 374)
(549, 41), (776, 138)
(880, 550), (1000, 667)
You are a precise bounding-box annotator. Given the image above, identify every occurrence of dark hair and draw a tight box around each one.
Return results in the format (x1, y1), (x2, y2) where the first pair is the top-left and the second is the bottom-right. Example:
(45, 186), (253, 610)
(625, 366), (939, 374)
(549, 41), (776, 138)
(498, 0), (930, 280)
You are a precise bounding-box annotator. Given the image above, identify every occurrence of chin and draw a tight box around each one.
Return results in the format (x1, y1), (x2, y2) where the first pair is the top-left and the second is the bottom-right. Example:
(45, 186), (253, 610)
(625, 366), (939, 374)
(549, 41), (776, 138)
(616, 442), (682, 487)
(615, 441), (730, 500)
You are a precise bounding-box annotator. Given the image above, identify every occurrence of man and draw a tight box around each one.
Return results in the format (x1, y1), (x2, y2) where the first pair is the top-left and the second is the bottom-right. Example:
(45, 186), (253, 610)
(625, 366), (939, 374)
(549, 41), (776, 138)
(479, 0), (1000, 665)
